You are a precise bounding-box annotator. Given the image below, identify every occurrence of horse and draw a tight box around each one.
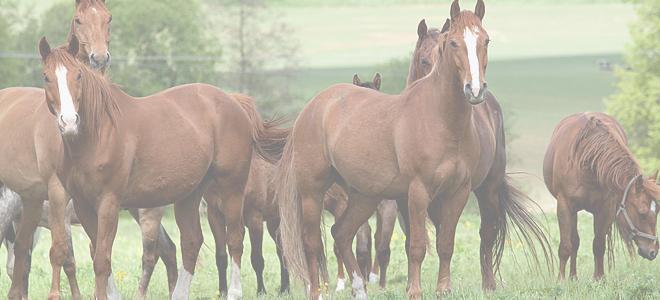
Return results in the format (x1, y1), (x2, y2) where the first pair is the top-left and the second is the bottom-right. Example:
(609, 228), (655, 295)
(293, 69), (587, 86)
(406, 17), (551, 291)
(0, 1), (112, 298)
(276, 1), (549, 298)
(210, 98), (290, 297)
(37, 36), (284, 299)
(0, 1), (179, 298)
(543, 112), (659, 280)
(327, 72), (400, 291)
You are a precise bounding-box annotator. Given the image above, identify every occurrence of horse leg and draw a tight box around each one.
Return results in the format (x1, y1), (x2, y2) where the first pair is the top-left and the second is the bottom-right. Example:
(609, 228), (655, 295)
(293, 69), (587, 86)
(61, 212), (81, 300)
(155, 210), (178, 296)
(46, 176), (80, 300)
(405, 179), (433, 300)
(429, 185), (470, 296)
(300, 191), (325, 299)
(246, 210), (267, 295)
(221, 191), (246, 300)
(355, 221), (372, 280)
(172, 190), (204, 299)
(207, 201), (228, 296)
(375, 200), (397, 289)
(569, 211), (579, 280)
(556, 196), (574, 281)
(474, 184), (501, 291)
(92, 195), (121, 300)
(266, 218), (289, 294)
(369, 209), (382, 284)
(7, 197), (42, 300)
(332, 212), (347, 292)
(592, 211), (610, 280)
(333, 193), (380, 299)
(129, 208), (160, 299)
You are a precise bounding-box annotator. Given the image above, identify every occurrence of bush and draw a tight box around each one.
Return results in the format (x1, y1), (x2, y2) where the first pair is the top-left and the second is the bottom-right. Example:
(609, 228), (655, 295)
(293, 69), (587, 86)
(607, 0), (660, 169)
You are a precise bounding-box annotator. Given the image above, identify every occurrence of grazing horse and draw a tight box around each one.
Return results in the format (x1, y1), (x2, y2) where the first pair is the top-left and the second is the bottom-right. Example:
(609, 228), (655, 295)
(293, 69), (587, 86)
(210, 99), (290, 297)
(406, 17), (551, 291)
(544, 112), (659, 280)
(0, 1), (112, 298)
(276, 1), (549, 298)
(37, 37), (284, 299)
(0, 0), (178, 298)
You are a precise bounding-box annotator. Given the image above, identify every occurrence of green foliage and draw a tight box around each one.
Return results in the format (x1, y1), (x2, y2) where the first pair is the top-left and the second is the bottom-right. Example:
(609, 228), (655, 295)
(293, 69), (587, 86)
(607, 0), (660, 169)
(0, 0), (221, 95)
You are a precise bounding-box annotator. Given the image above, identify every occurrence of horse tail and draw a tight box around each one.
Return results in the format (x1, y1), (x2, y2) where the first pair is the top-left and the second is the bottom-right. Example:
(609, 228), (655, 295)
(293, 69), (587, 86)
(274, 135), (310, 286)
(232, 93), (291, 164)
(494, 176), (554, 274)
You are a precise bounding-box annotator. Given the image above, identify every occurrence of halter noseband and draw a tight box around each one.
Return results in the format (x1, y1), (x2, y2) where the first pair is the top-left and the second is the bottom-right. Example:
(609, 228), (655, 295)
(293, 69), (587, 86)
(616, 174), (658, 242)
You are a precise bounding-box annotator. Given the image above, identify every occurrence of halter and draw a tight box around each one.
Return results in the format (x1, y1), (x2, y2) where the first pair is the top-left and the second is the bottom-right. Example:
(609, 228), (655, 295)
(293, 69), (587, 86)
(616, 174), (658, 242)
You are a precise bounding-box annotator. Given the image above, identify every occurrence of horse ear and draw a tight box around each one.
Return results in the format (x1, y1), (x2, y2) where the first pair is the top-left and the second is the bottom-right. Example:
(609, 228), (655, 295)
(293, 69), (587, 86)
(651, 169), (659, 182)
(68, 35), (80, 57)
(475, 0), (485, 21)
(352, 74), (361, 86)
(450, 0), (461, 21)
(373, 73), (382, 90)
(417, 19), (428, 39)
(440, 18), (451, 34)
(39, 37), (51, 62)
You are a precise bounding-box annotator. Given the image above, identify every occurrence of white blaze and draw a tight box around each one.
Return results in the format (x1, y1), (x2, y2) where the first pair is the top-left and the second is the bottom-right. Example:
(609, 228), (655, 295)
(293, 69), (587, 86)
(464, 27), (481, 97)
(55, 65), (78, 131)
(651, 201), (657, 214)
(228, 260), (242, 300)
(172, 268), (194, 299)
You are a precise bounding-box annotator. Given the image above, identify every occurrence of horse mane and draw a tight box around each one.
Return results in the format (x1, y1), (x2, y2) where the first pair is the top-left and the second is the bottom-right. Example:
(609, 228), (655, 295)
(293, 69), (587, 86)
(45, 47), (120, 141)
(571, 115), (641, 192)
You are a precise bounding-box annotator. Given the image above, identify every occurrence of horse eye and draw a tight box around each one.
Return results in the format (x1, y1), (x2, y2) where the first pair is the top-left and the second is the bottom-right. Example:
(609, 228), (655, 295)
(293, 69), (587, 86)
(450, 40), (458, 48)
(108, 16), (112, 24)
(76, 72), (82, 81)
(485, 39), (491, 47)
(75, 18), (82, 25)
(421, 58), (431, 66)
(43, 74), (50, 83)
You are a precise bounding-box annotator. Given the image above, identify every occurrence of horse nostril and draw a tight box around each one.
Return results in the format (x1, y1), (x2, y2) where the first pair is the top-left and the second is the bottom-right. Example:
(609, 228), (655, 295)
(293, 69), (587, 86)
(60, 115), (66, 124)
(651, 250), (658, 259)
(74, 114), (80, 125)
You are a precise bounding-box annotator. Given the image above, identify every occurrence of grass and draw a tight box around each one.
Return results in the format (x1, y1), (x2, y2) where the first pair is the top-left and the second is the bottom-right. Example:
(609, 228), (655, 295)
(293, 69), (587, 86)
(1, 210), (658, 299)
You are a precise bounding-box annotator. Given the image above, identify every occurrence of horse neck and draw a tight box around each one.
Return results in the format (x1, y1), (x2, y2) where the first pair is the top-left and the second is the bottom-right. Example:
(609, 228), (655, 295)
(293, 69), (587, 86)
(409, 57), (472, 132)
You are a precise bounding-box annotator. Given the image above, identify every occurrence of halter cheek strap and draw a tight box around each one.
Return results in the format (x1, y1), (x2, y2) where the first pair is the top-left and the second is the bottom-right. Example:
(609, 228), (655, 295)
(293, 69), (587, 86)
(616, 174), (658, 242)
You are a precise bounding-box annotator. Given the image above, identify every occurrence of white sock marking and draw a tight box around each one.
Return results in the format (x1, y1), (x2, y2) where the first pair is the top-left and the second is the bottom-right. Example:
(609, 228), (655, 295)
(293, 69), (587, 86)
(352, 271), (367, 299)
(172, 268), (194, 299)
(335, 278), (345, 291)
(228, 260), (242, 300)
(369, 272), (378, 284)
(464, 27), (481, 97)
(107, 274), (121, 300)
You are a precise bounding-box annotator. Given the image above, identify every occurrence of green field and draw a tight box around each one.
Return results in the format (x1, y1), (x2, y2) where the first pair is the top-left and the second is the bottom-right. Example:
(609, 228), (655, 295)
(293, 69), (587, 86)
(1, 211), (658, 299)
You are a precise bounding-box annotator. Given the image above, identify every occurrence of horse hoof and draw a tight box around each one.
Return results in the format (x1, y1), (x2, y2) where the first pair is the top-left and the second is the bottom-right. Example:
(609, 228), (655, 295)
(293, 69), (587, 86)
(335, 278), (345, 291)
(227, 288), (243, 300)
(369, 272), (378, 284)
(354, 290), (368, 300)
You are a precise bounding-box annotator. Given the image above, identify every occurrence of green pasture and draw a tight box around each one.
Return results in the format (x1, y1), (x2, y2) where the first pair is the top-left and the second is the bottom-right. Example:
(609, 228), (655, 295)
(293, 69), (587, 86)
(1, 210), (658, 299)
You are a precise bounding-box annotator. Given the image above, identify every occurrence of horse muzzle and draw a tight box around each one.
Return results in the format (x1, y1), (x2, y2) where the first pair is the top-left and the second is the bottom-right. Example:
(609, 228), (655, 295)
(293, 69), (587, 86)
(637, 243), (658, 261)
(464, 82), (487, 105)
(58, 113), (80, 136)
(90, 52), (111, 70)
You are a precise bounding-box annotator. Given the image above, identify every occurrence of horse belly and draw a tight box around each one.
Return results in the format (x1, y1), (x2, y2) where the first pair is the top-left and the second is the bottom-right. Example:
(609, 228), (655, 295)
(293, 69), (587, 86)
(122, 134), (213, 208)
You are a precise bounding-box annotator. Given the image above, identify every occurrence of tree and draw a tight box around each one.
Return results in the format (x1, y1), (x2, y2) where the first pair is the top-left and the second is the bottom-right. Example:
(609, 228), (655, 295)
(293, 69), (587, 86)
(212, 0), (300, 116)
(607, 0), (660, 169)
(3, 0), (222, 95)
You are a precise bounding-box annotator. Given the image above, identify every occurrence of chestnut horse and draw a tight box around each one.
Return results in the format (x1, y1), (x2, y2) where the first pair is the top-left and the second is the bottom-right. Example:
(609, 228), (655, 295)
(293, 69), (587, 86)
(0, 1), (178, 298)
(210, 99), (290, 297)
(38, 37), (283, 299)
(328, 72), (400, 291)
(277, 1), (549, 298)
(404, 17), (551, 291)
(0, 1), (111, 298)
(544, 112), (659, 280)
